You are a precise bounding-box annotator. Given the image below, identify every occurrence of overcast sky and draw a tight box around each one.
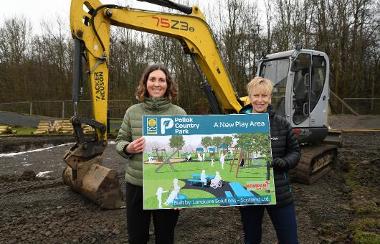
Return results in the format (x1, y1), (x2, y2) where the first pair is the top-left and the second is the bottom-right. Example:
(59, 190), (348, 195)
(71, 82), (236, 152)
(0, 0), (212, 34)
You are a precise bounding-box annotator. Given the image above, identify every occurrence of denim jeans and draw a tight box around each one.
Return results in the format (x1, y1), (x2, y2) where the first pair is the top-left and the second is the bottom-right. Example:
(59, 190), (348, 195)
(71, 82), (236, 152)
(240, 203), (298, 244)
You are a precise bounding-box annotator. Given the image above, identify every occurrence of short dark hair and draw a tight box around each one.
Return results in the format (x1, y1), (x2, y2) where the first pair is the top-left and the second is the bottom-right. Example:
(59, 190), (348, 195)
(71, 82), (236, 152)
(135, 64), (178, 102)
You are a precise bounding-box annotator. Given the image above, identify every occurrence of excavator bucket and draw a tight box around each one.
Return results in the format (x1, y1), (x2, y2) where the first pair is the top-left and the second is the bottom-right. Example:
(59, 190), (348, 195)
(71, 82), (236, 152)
(63, 143), (124, 209)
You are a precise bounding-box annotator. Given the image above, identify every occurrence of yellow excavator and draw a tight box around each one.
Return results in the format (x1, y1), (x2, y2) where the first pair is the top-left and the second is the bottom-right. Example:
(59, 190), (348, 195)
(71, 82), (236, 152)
(64, 0), (339, 209)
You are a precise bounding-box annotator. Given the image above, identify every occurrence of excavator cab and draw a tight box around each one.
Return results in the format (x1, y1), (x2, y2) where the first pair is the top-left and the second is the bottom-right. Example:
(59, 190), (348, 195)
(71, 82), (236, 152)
(257, 49), (338, 184)
(257, 49), (330, 144)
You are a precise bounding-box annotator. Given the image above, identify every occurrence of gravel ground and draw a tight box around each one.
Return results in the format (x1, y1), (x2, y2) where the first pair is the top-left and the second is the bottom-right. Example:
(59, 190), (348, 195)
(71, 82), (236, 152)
(328, 114), (380, 130)
(0, 115), (379, 243)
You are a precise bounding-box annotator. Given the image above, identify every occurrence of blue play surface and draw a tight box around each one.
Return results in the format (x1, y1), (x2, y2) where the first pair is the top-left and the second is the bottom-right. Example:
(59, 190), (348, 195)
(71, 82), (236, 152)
(229, 182), (254, 197)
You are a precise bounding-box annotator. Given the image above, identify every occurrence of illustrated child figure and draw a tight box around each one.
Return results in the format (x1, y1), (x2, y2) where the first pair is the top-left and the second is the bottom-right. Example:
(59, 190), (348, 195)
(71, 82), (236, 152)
(156, 186), (167, 208)
(148, 156), (154, 163)
(200, 170), (207, 186)
(210, 171), (223, 189)
(197, 153), (203, 162)
(220, 152), (225, 169)
(211, 158), (215, 167)
(165, 178), (180, 206)
(172, 178), (180, 192)
(240, 158), (245, 167)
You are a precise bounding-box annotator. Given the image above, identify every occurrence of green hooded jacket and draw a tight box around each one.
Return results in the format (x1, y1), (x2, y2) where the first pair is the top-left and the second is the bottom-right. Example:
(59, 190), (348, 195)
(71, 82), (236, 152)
(115, 97), (186, 186)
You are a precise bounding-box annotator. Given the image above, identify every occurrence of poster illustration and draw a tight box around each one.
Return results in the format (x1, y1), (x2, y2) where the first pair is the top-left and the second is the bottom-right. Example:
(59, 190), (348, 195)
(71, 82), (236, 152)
(142, 114), (275, 209)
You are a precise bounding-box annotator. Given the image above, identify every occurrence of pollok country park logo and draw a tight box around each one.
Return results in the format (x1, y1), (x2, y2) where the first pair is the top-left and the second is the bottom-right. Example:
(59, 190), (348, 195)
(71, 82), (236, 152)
(160, 118), (174, 134)
(146, 118), (158, 135)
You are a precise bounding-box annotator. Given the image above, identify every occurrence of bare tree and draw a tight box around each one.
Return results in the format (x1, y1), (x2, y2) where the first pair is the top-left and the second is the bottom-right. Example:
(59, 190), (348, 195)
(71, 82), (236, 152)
(1, 0), (379, 115)
(0, 17), (31, 102)
(264, 0), (274, 53)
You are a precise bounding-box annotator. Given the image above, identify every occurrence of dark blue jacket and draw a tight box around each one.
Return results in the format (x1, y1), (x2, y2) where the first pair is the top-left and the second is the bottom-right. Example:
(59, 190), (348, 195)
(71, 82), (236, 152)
(241, 105), (301, 207)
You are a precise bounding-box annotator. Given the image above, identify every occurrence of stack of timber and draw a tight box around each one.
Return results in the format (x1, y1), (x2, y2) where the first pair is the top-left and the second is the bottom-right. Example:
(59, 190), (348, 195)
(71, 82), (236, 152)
(0, 125), (15, 134)
(53, 120), (94, 134)
(31, 120), (96, 135)
(53, 120), (74, 134)
(33, 121), (53, 135)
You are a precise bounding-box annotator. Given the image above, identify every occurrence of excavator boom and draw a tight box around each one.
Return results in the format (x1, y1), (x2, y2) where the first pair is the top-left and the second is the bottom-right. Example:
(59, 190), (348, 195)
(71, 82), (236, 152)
(70, 0), (243, 115)
(65, 0), (243, 209)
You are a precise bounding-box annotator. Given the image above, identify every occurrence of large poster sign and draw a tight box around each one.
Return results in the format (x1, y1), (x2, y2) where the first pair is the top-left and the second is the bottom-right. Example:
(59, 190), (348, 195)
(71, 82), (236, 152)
(142, 114), (275, 209)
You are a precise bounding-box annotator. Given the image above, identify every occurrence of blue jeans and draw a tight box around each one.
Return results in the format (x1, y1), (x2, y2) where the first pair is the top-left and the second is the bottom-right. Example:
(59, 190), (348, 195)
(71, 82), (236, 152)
(240, 203), (298, 244)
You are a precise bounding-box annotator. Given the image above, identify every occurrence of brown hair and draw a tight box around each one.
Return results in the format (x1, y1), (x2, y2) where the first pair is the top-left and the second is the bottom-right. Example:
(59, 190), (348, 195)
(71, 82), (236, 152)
(135, 64), (178, 102)
(246, 76), (273, 98)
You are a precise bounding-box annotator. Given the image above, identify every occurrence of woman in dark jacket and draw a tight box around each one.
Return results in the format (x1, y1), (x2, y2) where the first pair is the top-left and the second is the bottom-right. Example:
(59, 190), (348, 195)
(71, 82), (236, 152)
(240, 77), (301, 244)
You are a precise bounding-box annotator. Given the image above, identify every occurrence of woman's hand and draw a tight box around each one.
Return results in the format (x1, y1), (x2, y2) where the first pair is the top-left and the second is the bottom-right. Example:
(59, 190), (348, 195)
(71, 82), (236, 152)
(271, 157), (288, 170)
(125, 137), (145, 154)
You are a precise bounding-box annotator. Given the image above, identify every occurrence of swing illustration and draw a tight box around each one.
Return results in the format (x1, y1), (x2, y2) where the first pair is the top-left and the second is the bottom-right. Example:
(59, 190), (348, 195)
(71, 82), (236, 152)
(153, 147), (179, 172)
(229, 149), (271, 180)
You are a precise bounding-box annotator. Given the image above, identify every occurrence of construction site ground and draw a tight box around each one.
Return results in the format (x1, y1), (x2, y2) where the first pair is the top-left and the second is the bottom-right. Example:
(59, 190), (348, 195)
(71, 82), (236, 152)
(0, 115), (379, 243)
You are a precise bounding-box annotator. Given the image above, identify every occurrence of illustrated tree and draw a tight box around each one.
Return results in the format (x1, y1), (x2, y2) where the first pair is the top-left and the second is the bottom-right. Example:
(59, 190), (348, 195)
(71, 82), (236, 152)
(222, 136), (233, 148)
(252, 133), (271, 161)
(221, 136), (233, 155)
(201, 136), (213, 149)
(235, 133), (271, 162)
(169, 135), (185, 157)
(212, 136), (223, 152)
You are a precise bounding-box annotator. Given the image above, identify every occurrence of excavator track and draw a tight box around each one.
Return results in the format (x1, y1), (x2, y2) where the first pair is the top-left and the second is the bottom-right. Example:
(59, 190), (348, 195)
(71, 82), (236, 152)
(290, 144), (338, 184)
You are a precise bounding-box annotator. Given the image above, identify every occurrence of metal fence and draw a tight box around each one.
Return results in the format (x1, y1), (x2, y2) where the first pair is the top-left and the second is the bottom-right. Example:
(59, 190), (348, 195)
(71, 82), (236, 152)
(325, 94), (380, 115)
(341, 98), (380, 114)
(0, 97), (379, 118)
(0, 100), (134, 119)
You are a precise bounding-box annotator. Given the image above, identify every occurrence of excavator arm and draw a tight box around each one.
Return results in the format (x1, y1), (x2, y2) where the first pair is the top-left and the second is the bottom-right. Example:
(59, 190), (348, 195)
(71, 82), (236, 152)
(70, 0), (243, 116)
(64, 0), (243, 209)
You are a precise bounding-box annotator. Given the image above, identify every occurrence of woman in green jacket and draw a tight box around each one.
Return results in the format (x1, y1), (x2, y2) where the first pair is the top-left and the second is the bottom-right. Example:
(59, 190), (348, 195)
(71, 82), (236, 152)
(116, 64), (186, 244)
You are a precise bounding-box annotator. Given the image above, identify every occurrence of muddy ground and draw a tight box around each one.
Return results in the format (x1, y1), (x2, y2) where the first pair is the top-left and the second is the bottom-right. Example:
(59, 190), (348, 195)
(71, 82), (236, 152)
(0, 116), (379, 243)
